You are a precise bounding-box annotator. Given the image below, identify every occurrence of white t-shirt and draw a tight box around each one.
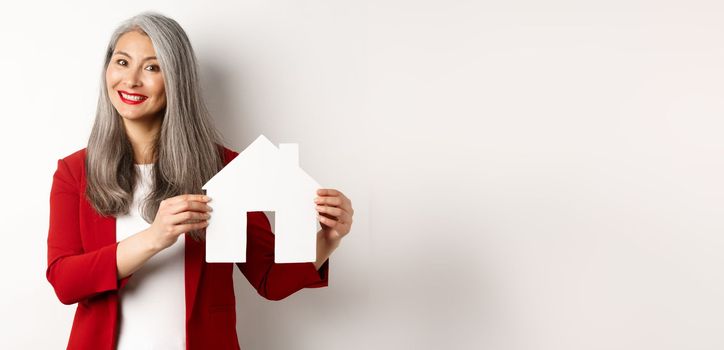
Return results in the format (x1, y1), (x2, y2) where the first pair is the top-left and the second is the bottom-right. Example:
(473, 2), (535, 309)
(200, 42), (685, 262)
(116, 163), (186, 349)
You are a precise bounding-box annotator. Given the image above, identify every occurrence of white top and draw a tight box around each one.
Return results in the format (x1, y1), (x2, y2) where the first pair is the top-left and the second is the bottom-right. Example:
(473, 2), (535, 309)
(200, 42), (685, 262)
(116, 163), (186, 349)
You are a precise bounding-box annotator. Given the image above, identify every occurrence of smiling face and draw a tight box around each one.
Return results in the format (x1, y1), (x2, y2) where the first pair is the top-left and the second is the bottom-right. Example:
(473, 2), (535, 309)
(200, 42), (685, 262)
(106, 31), (166, 122)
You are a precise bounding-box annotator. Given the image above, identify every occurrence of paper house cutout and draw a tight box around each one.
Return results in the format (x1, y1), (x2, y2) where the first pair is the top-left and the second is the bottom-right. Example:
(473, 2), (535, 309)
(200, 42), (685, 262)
(202, 135), (321, 263)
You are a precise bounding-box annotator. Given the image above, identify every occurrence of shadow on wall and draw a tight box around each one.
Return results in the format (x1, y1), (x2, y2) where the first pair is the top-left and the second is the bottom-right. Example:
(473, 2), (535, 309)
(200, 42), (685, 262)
(198, 59), (257, 150)
(230, 225), (496, 349)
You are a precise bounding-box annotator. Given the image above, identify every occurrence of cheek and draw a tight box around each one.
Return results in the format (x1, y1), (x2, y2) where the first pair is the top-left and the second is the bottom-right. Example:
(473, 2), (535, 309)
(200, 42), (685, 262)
(151, 77), (166, 102)
(105, 68), (120, 91)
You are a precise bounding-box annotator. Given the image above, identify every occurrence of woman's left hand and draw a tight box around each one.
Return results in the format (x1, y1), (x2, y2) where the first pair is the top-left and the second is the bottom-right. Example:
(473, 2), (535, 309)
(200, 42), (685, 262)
(315, 188), (354, 244)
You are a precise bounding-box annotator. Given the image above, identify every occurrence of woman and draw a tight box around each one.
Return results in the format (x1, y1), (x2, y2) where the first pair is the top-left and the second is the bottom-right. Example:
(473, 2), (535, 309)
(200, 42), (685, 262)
(46, 12), (353, 349)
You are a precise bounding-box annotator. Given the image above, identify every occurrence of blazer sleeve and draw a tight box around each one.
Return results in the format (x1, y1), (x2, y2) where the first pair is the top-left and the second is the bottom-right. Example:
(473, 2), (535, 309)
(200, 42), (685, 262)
(236, 211), (329, 301)
(46, 158), (130, 305)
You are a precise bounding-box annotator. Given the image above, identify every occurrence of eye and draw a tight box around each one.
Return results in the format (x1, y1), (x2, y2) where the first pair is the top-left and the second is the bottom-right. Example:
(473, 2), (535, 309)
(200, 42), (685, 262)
(115, 59), (128, 66)
(145, 65), (160, 72)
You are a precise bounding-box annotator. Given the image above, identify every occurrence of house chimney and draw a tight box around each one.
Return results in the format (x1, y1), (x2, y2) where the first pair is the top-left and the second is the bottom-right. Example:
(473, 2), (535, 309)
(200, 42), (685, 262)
(279, 143), (299, 167)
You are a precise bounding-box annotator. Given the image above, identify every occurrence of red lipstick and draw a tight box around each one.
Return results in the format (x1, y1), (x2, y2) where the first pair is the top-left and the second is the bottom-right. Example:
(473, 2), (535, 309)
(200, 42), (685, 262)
(118, 90), (148, 105)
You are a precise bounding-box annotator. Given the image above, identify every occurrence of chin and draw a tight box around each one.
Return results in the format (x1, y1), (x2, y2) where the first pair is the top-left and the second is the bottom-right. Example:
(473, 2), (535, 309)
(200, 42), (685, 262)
(122, 111), (163, 121)
(119, 111), (145, 120)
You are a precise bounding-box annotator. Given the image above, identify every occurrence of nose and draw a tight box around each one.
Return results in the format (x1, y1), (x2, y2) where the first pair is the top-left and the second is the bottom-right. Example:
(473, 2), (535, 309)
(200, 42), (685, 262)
(122, 68), (143, 88)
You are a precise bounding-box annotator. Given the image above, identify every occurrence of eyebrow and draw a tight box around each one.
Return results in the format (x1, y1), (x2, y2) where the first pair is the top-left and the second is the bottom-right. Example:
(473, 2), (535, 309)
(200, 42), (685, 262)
(113, 51), (157, 62)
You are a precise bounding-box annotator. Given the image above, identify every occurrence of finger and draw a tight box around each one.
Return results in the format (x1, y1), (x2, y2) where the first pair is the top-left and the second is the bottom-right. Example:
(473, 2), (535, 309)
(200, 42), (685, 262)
(170, 211), (211, 225)
(339, 212), (353, 225)
(174, 220), (209, 235)
(314, 196), (342, 206)
(317, 188), (342, 197)
(319, 189), (350, 206)
(319, 212), (335, 220)
(340, 198), (353, 215)
(316, 205), (346, 218)
(318, 214), (338, 228)
(334, 212), (353, 226)
(168, 200), (213, 215)
(165, 194), (211, 206)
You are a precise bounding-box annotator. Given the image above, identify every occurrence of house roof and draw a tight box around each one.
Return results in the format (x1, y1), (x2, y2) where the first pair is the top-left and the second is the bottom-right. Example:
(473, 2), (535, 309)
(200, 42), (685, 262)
(202, 135), (319, 192)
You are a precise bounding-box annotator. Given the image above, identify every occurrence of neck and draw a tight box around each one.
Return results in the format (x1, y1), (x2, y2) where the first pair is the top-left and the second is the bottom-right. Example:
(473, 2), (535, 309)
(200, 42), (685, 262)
(123, 116), (162, 164)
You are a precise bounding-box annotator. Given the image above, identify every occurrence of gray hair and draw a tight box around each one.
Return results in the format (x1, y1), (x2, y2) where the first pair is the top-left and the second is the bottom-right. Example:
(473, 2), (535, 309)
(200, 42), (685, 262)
(86, 12), (225, 239)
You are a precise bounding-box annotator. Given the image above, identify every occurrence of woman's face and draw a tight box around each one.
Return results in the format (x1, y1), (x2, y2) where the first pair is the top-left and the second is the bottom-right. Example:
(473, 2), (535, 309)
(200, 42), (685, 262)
(106, 31), (166, 122)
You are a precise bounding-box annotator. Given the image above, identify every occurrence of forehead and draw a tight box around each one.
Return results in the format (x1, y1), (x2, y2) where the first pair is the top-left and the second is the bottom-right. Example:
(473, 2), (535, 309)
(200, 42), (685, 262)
(113, 31), (156, 56)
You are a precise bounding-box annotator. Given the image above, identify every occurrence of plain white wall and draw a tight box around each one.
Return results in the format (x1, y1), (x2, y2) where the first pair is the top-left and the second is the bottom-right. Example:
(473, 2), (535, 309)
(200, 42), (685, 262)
(2, 0), (724, 349)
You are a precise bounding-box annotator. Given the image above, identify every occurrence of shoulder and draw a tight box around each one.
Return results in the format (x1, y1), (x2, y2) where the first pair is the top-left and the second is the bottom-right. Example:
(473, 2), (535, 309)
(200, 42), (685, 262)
(59, 148), (86, 166)
(55, 148), (87, 184)
(218, 144), (240, 166)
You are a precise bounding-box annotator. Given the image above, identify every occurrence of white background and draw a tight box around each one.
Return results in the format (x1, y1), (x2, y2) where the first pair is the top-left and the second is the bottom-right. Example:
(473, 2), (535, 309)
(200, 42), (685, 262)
(1, 1), (724, 349)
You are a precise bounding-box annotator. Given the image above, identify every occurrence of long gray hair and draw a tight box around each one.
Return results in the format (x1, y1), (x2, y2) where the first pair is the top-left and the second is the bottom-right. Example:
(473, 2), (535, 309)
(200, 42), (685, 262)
(86, 12), (224, 239)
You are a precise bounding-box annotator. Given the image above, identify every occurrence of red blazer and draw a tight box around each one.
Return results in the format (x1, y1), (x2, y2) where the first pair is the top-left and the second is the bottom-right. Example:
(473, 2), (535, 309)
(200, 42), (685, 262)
(46, 147), (329, 350)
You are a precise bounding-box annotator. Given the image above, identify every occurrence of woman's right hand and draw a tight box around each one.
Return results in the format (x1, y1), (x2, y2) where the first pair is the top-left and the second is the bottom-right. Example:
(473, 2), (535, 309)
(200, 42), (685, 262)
(145, 194), (212, 251)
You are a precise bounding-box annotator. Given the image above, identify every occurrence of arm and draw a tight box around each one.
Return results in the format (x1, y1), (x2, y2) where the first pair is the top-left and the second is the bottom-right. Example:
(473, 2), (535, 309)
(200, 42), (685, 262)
(116, 229), (159, 279)
(314, 228), (340, 270)
(46, 159), (131, 305)
(45, 160), (207, 304)
(237, 212), (330, 301)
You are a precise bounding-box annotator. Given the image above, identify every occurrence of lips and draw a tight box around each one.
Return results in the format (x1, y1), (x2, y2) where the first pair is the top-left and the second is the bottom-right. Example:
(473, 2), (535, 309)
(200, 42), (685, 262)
(118, 90), (148, 105)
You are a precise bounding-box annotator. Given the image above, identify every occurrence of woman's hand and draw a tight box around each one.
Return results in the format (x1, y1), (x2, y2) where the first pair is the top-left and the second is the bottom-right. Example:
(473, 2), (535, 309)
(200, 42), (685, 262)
(315, 189), (354, 245)
(145, 194), (212, 251)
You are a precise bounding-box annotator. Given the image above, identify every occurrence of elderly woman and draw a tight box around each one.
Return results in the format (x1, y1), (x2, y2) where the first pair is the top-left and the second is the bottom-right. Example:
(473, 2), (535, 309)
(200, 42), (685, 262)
(46, 12), (353, 349)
